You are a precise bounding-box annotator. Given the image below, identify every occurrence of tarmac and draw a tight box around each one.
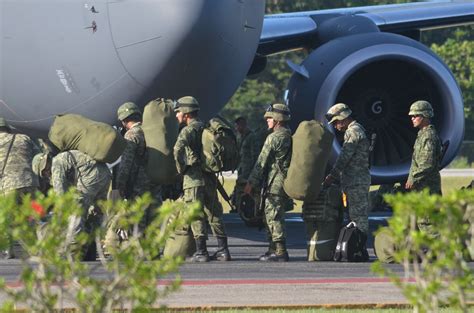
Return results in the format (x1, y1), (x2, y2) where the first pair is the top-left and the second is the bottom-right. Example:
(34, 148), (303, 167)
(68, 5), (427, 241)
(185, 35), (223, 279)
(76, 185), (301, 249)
(1, 203), (472, 309)
(0, 212), (413, 309)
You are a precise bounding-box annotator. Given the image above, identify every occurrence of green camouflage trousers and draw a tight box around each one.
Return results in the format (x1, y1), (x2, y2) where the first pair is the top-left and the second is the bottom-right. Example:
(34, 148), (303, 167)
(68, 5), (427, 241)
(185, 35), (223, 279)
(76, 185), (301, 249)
(263, 194), (291, 243)
(344, 185), (369, 234)
(184, 176), (227, 240)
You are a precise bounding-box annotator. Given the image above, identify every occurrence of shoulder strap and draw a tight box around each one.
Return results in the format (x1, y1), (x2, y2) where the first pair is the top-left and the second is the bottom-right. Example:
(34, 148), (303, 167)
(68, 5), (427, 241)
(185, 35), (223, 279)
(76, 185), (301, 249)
(1, 134), (16, 178)
(1, 134), (16, 191)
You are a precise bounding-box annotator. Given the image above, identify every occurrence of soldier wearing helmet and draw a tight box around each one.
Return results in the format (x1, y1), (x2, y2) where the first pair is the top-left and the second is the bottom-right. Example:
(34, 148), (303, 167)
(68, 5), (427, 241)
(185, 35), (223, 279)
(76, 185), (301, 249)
(405, 100), (442, 194)
(245, 103), (293, 262)
(116, 102), (151, 201)
(324, 103), (370, 260)
(173, 96), (231, 262)
(0, 116), (39, 259)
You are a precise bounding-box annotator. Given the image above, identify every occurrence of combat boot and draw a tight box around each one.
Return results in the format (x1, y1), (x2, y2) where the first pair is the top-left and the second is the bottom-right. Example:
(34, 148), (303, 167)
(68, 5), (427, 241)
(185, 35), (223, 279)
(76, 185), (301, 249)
(191, 237), (210, 262)
(258, 241), (276, 261)
(261, 241), (289, 262)
(211, 237), (231, 261)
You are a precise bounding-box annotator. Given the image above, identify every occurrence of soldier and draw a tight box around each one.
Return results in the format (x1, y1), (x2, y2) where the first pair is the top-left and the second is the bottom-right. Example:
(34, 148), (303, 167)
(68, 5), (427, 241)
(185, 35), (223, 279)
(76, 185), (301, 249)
(173, 96), (231, 262)
(0, 116), (39, 258)
(116, 102), (161, 232)
(323, 103), (370, 259)
(232, 117), (258, 213)
(244, 103), (293, 262)
(405, 100), (442, 194)
(35, 149), (111, 260)
(116, 102), (152, 201)
(406, 100), (442, 236)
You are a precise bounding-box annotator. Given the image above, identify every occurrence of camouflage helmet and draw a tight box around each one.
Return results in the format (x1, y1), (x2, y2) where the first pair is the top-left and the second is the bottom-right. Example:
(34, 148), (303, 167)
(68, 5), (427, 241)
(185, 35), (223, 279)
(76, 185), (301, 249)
(408, 100), (434, 118)
(264, 103), (291, 122)
(117, 102), (141, 121)
(326, 103), (352, 124)
(174, 96), (200, 114)
(32, 153), (49, 178)
(0, 116), (10, 130)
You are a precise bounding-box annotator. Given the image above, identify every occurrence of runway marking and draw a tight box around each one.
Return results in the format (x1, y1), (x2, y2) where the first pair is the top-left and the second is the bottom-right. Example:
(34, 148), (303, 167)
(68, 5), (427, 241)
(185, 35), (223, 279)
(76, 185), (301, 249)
(163, 277), (412, 286)
(3, 277), (413, 288)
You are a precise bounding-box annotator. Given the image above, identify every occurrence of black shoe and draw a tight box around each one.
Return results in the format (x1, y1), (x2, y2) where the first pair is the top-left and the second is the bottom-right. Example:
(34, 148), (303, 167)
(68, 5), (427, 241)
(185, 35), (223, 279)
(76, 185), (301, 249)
(211, 248), (231, 261)
(191, 251), (210, 262)
(259, 251), (289, 262)
(1, 250), (14, 260)
(258, 251), (273, 261)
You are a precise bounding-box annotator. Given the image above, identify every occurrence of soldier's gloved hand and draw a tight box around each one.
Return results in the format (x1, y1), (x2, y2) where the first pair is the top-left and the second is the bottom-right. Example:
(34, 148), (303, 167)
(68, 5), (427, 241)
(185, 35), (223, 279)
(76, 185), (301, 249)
(244, 182), (252, 195)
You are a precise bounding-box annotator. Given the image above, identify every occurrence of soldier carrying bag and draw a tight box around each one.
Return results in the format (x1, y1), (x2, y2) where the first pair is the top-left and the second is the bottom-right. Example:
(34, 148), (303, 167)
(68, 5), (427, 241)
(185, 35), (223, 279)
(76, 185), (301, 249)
(201, 117), (240, 173)
(333, 221), (369, 262)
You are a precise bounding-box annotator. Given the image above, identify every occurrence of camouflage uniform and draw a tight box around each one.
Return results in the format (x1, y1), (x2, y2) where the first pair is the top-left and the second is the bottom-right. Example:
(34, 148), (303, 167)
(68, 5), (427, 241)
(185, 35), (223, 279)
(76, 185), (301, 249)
(407, 100), (442, 235)
(174, 119), (227, 239)
(52, 150), (111, 234)
(407, 124), (442, 194)
(248, 126), (292, 252)
(173, 96), (230, 262)
(0, 132), (38, 195)
(0, 127), (38, 258)
(329, 120), (370, 234)
(116, 122), (150, 199)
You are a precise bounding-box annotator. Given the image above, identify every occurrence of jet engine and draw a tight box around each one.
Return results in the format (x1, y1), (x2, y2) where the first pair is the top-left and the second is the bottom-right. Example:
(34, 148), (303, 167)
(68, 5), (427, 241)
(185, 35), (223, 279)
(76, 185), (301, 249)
(286, 28), (464, 184)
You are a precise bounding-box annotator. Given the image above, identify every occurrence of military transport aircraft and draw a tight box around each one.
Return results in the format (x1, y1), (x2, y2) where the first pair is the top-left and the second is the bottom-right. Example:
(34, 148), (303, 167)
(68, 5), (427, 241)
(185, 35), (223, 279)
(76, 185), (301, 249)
(1, 0), (473, 184)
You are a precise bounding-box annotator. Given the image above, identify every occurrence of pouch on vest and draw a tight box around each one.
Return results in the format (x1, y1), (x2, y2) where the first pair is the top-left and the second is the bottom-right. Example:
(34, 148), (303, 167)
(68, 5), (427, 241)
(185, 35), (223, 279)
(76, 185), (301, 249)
(142, 98), (179, 184)
(49, 114), (126, 163)
(284, 120), (333, 202)
(333, 222), (369, 262)
(201, 117), (239, 173)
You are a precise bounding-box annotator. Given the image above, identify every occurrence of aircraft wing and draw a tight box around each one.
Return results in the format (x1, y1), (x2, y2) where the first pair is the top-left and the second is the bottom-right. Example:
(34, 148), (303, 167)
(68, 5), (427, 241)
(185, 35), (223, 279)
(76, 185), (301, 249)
(259, 1), (474, 56)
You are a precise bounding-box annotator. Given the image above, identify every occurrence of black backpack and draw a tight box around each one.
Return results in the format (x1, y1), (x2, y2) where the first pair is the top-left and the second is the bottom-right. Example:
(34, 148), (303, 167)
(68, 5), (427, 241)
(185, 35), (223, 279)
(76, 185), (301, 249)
(333, 222), (369, 262)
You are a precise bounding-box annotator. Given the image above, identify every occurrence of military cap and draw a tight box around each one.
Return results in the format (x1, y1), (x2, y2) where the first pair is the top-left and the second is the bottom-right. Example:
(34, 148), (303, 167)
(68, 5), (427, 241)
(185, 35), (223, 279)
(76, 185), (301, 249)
(174, 96), (200, 114)
(0, 117), (11, 130)
(326, 103), (352, 124)
(117, 102), (141, 121)
(264, 103), (291, 122)
(408, 100), (434, 118)
(32, 153), (49, 178)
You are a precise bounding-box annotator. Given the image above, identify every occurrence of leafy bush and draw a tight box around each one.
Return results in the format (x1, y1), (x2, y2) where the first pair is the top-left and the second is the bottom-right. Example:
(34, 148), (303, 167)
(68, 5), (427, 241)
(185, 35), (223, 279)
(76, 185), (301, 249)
(0, 190), (200, 312)
(372, 190), (474, 313)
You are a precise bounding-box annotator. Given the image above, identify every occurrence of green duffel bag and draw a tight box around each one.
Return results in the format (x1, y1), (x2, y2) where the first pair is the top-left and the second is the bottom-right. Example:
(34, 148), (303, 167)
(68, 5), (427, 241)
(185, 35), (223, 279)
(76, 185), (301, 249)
(48, 114), (126, 163)
(142, 98), (179, 184)
(305, 221), (341, 261)
(303, 185), (344, 261)
(163, 228), (196, 259)
(374, 227), (397, 263)
(284, 120), (334, 202)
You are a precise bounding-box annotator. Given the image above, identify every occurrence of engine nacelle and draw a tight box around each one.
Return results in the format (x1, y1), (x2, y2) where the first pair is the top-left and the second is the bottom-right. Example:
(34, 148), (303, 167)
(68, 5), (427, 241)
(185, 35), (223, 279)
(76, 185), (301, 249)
(287, 32), (464, 184)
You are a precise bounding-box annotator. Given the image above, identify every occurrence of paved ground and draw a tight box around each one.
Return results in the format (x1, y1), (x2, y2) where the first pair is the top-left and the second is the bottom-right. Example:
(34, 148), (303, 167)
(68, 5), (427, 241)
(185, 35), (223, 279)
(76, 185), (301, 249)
(0, 212), (412, 309)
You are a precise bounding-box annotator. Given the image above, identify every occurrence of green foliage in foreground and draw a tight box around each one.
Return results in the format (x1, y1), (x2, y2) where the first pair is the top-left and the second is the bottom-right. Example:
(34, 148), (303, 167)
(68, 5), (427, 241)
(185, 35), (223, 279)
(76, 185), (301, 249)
(372, 190), (474, 313)
(0, 190), (200, 312)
